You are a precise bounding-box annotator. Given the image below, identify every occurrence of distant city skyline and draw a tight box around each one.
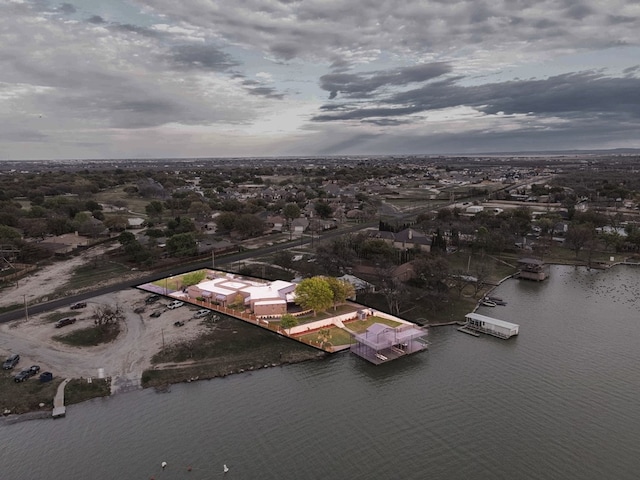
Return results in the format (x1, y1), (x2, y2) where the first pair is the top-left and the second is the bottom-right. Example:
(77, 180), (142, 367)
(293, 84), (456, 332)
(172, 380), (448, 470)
(1, 0), (640, 160)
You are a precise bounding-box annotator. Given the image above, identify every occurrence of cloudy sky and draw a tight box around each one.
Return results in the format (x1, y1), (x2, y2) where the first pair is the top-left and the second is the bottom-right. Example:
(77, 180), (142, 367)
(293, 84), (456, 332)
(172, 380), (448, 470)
(2, 0), (640, 160)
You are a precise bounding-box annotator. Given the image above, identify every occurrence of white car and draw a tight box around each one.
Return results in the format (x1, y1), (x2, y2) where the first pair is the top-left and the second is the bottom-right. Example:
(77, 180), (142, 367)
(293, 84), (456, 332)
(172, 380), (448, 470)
(194, 309), (210, 318)
(167, 300), (184, 309)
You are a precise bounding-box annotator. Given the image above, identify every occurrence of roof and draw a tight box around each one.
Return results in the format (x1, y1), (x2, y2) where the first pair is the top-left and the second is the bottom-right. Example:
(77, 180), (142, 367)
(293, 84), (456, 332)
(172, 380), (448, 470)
(465, 312), (519, 330)
(518, 257), (545, 265)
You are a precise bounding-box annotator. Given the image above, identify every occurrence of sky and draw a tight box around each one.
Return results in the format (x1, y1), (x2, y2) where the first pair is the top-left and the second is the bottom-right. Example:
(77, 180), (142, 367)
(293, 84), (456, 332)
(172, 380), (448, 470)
(1, 0), (640, 160)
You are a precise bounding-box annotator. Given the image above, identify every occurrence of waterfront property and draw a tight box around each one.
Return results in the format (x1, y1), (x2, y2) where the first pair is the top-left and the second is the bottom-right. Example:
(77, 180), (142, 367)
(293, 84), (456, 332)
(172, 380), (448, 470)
(463, 312), (519, 339)
(139, 269), (428, 361)
(517, 257), (549, 281)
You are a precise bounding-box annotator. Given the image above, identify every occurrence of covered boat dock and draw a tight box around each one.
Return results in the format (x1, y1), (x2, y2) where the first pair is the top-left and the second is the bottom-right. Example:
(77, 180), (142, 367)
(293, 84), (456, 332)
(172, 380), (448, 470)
(351, 323), (428, 364)
(464, 312), (519, 339)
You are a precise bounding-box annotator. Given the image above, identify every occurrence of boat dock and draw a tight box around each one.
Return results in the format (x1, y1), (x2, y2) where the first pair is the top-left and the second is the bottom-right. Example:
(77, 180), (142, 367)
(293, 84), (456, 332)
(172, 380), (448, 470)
(457, 326), (480, 337)
(462, 312), (519, 339)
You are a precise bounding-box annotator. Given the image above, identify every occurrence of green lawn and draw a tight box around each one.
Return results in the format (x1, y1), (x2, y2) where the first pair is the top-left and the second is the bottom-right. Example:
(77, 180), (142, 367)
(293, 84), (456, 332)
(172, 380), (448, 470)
(343, 315), (401, 333)
(293, 304), (359, 325)
(296, 325), (354, 347)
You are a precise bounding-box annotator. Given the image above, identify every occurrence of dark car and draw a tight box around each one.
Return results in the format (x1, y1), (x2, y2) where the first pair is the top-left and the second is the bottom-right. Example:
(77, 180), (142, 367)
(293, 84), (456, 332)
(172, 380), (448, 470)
(14, 369), (31, 382)
(70, 302), (87, 309)
(39, 371), (53, 383)
(29, 365), (41, 376)
(174, 320), (185, 327)
(145, 294), (160, 304)
(55, 318), (76, 328)
(150, 311), (162, 318)
(3, 353), (20, 370)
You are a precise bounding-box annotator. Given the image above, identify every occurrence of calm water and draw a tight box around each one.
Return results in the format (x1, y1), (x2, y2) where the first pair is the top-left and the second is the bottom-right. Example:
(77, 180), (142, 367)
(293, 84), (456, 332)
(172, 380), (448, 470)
(2, 265), (640, 480)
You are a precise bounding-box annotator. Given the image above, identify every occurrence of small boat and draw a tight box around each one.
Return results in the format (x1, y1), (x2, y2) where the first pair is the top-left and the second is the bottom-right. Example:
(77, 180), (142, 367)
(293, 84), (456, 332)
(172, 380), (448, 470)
(481, 300), (497, 307)
(224, 464), (229, 473)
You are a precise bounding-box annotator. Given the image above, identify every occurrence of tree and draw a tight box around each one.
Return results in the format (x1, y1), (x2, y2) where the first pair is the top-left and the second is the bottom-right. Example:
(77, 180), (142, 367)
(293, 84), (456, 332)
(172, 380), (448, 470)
(324, 277), (355, 310)
(412, 255), (450, 289)
(92, 304), (125, 331)
(215, 212), (237, 233)
(104, 215), (128, 232)
(566, 223), (595, 258)
(294, 277), (334, 316)
(234, 214), (265, 239)
(283, 203), (301, 223)
(314, 200), (333, 219)
(145, 200), (164, 222)
(166, 232), (197, 257)
(118, 231), (136, 246)
(280, 313), (298, 331)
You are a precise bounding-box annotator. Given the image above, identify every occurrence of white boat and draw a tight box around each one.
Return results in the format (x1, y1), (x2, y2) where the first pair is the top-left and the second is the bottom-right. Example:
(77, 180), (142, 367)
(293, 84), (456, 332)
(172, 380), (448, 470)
(481, 300), (497, 307)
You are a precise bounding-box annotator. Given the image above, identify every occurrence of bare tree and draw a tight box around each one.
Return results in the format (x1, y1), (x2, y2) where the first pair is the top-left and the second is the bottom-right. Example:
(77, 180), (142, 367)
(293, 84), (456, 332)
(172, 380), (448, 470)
(92, 304), (125, 330)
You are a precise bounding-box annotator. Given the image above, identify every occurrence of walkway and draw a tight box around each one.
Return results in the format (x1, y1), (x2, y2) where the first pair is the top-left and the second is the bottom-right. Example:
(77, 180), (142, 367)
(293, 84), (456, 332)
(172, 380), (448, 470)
(52, 378), (71, 418)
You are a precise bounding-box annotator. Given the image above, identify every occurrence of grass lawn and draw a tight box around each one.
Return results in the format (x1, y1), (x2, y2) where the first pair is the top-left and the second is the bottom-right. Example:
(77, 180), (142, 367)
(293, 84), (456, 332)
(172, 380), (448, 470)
(343, 315), (402, 333)
(296, 325), (354, 347)
(293, 304), (359, 325)
(64, 377), (111, 405)
(0, 372), (62, 415)
(93, 186), (152, 214)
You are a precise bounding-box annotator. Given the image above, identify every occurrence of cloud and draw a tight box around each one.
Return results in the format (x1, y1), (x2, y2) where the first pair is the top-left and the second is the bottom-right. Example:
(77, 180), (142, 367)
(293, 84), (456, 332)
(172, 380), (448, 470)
(168, 43), (240, 71)
(138, 0), (640, 67)
(320, 62), (452, 99)
(312, 71), (640, 123)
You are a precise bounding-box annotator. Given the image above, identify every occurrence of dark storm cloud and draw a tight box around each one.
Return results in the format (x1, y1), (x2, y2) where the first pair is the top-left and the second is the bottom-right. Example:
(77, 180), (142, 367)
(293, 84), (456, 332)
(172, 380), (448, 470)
(246, 86), (284, 100)
(87, 15), (105, 24)
(168, 44), (240, 71)
(112, 23), (164, 38)
(57, 3), (76, 15)
(313, 71), (640, 122)
(320, 62), (452, 99)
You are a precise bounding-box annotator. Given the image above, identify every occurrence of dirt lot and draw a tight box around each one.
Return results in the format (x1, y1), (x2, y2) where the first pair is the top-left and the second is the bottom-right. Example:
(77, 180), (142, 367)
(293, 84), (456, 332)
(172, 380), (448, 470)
(0, 252), (322, 398)
(0, 289), (211, 391)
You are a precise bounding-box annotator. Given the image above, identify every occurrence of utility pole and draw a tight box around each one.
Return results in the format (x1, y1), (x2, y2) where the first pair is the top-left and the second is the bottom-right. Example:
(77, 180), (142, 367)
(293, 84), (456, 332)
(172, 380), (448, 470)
(23, 295), (28, 322)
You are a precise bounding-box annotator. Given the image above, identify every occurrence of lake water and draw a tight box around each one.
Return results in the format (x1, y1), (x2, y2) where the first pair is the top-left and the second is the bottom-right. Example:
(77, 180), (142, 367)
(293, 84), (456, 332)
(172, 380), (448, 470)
(2, 264), (640, 480)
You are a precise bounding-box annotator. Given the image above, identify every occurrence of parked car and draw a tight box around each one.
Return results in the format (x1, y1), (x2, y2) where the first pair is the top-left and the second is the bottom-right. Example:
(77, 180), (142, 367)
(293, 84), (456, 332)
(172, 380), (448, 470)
(3, 353), (20, 370)
(70, 302), (87, 309)
(134, 306), (146, 314)
(174, 321), (185, 327)
(145, 294), (160, 304)
(167, 300), (184, 309)
(14, 369), (32, 382)
(29, 365), (41, 376)
(39, 371), (53, 383)
(194, 309), (210, 319)
(55, 318), (76, 328)
(150, 311), (162, 318)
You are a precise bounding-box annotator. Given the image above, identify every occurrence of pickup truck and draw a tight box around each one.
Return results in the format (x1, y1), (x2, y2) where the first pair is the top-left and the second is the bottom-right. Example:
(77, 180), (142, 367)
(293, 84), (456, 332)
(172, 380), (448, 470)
(70, 302), (87, 309)
(55, 318), (76, 328)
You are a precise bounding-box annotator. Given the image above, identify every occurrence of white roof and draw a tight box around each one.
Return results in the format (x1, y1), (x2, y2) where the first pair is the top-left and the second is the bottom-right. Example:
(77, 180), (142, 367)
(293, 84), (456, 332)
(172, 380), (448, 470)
(254, 299), (286, 306)
(465, 312), (519, 330)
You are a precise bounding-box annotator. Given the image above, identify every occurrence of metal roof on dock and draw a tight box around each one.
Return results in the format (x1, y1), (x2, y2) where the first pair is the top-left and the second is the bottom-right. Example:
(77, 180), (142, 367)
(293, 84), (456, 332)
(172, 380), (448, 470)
(465, 312), (519, 329)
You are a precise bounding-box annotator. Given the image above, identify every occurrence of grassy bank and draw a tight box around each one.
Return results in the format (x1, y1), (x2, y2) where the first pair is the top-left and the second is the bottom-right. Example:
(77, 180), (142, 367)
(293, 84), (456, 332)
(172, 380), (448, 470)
(141, 315), (325, 388)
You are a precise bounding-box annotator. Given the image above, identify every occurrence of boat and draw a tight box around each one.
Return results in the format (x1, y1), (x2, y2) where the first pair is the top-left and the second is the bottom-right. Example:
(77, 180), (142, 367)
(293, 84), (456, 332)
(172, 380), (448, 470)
(486, 296), (507, 305)
(481, 300), (497, 307)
